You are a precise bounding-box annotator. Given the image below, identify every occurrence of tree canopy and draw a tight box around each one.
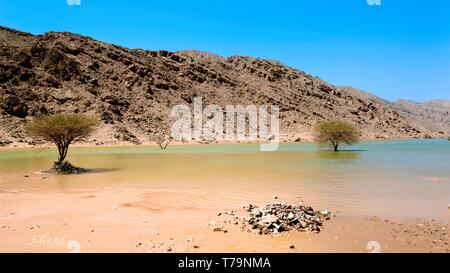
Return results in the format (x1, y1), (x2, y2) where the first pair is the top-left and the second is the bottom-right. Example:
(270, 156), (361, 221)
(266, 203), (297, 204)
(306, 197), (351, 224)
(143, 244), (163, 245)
(25, 114), (99, 165)
(313, 120), (359, 151)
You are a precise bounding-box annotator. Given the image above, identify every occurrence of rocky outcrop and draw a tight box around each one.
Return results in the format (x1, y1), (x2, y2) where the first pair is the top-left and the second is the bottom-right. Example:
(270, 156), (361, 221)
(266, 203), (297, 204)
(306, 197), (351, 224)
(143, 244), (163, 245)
(0, 26), (446, 146)
(392, 99), (450, 134)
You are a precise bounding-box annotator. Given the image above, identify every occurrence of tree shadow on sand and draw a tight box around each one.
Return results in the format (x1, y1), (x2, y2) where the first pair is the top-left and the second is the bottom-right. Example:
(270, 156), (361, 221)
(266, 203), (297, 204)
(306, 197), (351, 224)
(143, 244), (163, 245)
(84, 168), (120, 174)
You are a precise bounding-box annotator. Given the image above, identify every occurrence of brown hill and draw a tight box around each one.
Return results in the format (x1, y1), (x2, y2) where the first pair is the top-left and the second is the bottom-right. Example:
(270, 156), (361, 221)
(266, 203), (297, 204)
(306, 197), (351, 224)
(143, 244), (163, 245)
(393, 99), (450, 135)
(0, 26), (445, 146)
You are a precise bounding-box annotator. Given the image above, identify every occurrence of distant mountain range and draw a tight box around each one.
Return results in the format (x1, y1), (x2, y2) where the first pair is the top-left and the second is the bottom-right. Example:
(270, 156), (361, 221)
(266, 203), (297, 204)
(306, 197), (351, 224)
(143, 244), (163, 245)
(338, 86), (450, 135)
(0, 26), (448, 146)
(393, 99), (450, 133)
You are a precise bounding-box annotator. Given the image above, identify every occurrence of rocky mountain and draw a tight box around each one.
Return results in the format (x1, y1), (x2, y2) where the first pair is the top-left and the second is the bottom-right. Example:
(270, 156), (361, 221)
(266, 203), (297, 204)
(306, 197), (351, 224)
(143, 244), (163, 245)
(338, 86), (450, 137)
(392, 99), (450, 134)
(0, 26), (447, 146)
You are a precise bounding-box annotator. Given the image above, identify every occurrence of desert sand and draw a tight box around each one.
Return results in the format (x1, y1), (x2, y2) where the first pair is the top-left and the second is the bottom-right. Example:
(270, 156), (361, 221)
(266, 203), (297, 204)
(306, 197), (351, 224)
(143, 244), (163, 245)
(0, 179), (448, 253)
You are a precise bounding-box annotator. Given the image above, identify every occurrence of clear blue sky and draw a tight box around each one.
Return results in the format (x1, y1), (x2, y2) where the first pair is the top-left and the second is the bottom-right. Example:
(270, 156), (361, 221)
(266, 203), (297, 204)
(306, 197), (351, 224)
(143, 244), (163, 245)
(0, 0), (449, 102)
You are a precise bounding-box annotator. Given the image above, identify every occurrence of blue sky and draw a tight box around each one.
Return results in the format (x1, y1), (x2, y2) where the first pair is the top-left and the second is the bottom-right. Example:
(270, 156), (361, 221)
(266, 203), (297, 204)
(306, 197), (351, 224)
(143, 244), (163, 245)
(0, 0), (449, 101)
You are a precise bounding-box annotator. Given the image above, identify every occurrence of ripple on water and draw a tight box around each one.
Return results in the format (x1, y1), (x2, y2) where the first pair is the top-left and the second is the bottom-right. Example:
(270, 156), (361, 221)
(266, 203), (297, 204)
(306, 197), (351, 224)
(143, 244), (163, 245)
(1, 140), (449, 221)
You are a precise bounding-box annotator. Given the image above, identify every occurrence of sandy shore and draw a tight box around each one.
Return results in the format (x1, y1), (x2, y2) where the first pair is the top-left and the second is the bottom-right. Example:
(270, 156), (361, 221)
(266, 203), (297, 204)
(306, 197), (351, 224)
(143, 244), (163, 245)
(0, 185), (448, 253)
(0, 134), (432, 150)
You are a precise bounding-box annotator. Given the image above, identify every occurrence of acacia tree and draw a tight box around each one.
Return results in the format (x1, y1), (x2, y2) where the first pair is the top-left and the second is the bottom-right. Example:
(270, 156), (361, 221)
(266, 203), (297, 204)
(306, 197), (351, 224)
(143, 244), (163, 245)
(155, 134), (172, 150)
(25, 114), (99, 170)
(313, 120), (359, 151)
(148, 114), (173, 150)
(154, 123), (173, 150)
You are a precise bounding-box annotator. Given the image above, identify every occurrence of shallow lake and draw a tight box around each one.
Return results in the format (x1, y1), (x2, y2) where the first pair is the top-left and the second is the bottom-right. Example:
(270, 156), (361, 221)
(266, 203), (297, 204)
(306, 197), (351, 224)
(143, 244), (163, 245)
(1, 139), (449, 221)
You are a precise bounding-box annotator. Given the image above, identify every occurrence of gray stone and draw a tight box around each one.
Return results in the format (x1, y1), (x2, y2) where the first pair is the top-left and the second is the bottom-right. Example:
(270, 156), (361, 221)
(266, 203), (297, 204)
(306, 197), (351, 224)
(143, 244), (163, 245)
(287, 212), (295, 220)
(261, 214), (278, 224)
(222, 201), (331, 235)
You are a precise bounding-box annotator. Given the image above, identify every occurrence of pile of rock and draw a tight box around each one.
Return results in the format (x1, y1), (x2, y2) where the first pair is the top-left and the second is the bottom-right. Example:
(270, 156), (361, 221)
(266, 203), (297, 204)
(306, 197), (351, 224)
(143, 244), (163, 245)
(240, 202), (331, 235)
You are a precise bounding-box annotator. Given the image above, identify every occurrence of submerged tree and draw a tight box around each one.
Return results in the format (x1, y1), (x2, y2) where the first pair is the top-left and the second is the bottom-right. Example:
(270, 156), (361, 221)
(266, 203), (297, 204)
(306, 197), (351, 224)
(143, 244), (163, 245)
(148, 114), (173, 150)
(313, 120), (359, 152)
(155, 133), (173, 150)
(153, 122), (173, 150)
(25, 114), (99, 172)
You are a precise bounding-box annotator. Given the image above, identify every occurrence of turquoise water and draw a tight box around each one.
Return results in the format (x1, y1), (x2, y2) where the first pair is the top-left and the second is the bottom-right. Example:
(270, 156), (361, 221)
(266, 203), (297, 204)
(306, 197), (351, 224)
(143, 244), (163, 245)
(0, 139), (449, 220)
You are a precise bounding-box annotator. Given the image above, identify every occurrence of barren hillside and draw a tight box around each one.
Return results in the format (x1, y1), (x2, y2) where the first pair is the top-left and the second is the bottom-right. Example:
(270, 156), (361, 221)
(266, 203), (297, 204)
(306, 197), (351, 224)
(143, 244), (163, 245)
(393, 99), (450, 134)
(0, 26), (446, 146)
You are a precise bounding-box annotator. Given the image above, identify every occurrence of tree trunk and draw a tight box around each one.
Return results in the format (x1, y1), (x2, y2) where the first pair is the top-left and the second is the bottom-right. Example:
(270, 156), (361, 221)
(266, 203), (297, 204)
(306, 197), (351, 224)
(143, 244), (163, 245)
(57, 144), (69, 165)
(157, 140), (171, 150)
(333, 143), (338, 152)
(329, 138), (339, 152)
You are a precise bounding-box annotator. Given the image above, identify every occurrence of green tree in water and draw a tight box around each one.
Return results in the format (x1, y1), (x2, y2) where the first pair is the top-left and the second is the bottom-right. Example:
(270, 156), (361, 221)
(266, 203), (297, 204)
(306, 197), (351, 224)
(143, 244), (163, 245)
(25, 114), (99, 172)
(313, 121), (359, 152)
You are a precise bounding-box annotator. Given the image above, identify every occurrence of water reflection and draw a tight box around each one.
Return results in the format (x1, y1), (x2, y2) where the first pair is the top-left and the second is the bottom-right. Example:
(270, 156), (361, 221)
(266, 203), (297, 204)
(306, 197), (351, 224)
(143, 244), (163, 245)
(316, 150), (361, 163)
(1, 140), (449, 220)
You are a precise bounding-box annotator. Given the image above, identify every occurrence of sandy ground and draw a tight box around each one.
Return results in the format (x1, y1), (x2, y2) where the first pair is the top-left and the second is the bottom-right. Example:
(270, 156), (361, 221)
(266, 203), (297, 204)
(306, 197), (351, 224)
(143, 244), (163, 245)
(0, 183), (448, 253)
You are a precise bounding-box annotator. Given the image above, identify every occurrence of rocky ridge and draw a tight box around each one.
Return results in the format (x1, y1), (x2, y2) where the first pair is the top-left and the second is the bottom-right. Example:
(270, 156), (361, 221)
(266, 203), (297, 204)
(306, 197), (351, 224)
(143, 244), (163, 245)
(0, 26), (448, 146)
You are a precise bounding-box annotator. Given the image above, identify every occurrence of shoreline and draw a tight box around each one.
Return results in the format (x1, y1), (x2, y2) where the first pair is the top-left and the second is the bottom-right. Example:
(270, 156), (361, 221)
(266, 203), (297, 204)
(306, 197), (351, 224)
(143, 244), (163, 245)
(0, 137), (447, 151)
